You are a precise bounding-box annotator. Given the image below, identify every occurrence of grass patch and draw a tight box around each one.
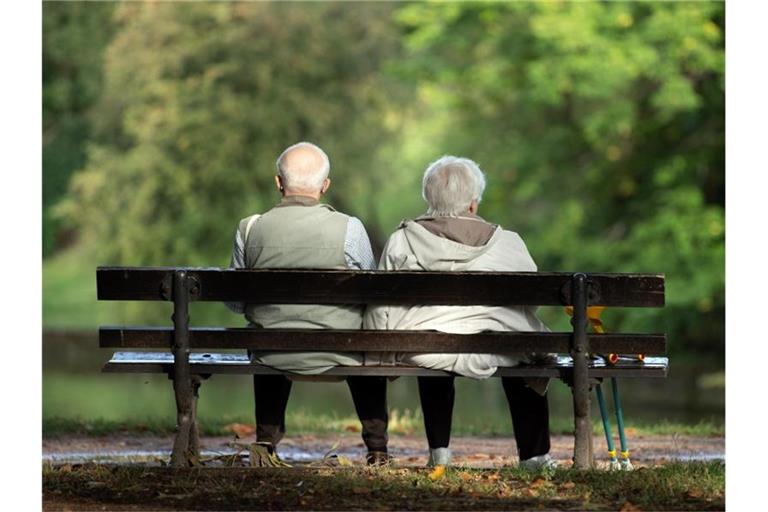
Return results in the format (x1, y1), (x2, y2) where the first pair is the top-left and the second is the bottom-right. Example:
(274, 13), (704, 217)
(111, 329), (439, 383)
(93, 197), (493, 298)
(44, 414), (724, 438)
(43, 408), (425, 437)
(626, 419), (725, 437)
(43, 461), (724, 510)
(43, 417), (178, 437)
(43, 246), (106, 329)
(43, 245), (239, 328)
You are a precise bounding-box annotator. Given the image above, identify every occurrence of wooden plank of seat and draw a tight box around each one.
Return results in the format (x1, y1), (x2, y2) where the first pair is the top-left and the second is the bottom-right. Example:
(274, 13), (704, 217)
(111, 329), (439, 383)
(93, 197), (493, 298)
(97, 268), (665, 307)
(103, 351), (669, 378)
(99, 327), (667, 355)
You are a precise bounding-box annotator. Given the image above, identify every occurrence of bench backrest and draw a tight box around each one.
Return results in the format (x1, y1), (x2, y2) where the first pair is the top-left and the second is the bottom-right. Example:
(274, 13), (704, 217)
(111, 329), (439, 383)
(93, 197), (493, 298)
(97, 268), (664, 307)
(97, 267), (666, 355)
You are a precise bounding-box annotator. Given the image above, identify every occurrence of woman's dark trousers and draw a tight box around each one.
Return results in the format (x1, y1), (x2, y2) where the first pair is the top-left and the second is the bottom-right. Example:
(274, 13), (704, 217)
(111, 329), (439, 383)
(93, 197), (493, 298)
(417, 375), (550, 460)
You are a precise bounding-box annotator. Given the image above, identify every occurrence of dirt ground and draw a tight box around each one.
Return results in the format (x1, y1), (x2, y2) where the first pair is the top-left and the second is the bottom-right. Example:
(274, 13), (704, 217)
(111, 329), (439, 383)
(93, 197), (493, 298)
(42, 433), (725, 511)
(43, 432), (724, 468)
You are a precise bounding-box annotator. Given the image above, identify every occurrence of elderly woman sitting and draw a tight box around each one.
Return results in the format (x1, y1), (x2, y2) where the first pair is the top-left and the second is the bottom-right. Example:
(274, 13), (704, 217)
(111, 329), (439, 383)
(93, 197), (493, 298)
(364, 156), (556, 470)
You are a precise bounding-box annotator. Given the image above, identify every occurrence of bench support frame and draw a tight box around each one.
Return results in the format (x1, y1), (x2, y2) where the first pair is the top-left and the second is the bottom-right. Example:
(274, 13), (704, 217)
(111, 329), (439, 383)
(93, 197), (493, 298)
(169, 270), (201, 467)
(570, 273), (594, 469)
(108, 268), (664, 469)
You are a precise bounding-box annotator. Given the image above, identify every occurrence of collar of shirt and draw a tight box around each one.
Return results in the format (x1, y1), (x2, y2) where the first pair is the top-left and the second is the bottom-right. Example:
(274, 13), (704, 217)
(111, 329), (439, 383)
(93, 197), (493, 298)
(276, 195), (321, 208)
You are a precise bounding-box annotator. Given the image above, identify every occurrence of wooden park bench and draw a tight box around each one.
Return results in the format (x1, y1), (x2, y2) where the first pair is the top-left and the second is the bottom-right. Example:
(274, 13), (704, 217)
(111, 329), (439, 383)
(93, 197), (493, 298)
(97, 267), (667, 468)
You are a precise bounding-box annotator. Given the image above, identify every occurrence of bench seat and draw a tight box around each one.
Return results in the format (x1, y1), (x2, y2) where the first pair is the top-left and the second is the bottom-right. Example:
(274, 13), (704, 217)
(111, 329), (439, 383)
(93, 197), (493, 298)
(104, 351), (669, 378)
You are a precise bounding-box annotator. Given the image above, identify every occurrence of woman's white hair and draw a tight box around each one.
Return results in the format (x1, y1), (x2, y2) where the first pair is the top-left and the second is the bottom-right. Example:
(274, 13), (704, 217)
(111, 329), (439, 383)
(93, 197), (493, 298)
(275, 141), (331, 192)
(422, 155), (487, 216)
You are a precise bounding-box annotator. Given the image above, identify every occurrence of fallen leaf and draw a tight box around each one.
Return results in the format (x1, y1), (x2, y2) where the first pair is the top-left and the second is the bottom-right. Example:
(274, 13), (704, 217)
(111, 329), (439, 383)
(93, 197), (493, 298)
(344, 424), (361, 433)
(320, 441), (341, 461)
(458, 471), (473, 482)
(352, 486), (372, 494)
(560, 481), (576, 490)
(619, 501), (641, 511)
(429, 465), (446, 481)
(530, 477), (550, 489)
(335, 455), (354, 467)
(222, 423), (255, 437)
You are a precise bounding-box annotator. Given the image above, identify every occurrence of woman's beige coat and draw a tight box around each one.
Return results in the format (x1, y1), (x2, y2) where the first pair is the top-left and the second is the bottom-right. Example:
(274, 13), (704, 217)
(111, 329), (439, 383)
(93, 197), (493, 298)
(363, 218), (551, 380)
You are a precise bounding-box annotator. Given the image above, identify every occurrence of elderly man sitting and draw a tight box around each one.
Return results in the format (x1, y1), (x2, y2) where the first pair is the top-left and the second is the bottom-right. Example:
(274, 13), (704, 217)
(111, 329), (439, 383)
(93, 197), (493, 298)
(364, 156), (555, 470)
(227, 141), (389, 465)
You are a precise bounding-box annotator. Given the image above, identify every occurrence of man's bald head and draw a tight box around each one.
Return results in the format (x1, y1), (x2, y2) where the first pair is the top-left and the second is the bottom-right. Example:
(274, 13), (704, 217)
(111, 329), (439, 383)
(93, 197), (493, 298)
(275, 142), (331, 196)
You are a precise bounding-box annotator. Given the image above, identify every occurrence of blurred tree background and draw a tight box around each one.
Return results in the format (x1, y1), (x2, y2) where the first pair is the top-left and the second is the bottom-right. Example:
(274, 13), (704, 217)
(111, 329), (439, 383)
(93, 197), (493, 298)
(44, 1), (724, 364)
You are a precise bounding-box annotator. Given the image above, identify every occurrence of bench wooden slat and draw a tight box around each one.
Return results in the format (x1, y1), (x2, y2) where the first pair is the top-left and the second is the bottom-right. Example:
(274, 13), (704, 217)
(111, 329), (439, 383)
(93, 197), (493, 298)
(96, 268), (665, 307)
(103, 351), (669, 378)
(99, 327), (667, 355)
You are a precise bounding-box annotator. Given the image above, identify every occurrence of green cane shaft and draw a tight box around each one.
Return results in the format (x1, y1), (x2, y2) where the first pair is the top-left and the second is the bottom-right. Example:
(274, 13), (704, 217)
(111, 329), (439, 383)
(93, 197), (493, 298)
(596, 384), (616, 455)
(611, 378), (628, 454)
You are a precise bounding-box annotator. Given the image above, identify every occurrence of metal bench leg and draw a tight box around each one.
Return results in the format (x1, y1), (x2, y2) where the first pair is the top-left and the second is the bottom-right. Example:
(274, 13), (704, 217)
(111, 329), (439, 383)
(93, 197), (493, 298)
(170, 270), (197, 467)
(189, 376), (202, 462)
(570, 273), (594, 469)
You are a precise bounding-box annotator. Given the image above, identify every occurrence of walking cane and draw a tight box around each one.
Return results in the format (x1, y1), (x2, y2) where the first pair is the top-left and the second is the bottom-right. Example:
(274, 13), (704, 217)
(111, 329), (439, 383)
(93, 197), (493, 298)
(566, 305), (636, 470)
(595, 383), (621, 470)
(591, 310), (635, 470)
(611, 377), (633, 470)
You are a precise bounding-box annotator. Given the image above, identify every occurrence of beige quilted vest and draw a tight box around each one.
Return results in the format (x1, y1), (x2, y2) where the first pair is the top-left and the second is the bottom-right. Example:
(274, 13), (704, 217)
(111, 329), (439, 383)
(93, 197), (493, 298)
(239, 198), (363, 329)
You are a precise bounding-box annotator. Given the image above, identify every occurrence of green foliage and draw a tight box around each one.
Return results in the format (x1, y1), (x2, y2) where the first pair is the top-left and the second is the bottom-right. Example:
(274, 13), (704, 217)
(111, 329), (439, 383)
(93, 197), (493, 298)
(43, 2), (115, 255)
(393, 1), (724, 355)
(46, 2), (724, 356)
(56, 2), (406, 265)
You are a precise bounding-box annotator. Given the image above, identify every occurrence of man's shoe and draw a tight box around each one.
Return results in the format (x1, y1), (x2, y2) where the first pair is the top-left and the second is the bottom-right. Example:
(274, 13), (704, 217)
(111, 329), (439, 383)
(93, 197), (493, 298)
(427, 447), (452, 467)
(366, 450), (392, 466)
(249, 441), (291, 467)
(519, 453), (557, 471)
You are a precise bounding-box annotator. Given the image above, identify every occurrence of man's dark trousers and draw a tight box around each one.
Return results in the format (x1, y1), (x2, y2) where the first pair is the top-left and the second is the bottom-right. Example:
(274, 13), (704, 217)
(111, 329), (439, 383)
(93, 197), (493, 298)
(254, 374), (389, 452)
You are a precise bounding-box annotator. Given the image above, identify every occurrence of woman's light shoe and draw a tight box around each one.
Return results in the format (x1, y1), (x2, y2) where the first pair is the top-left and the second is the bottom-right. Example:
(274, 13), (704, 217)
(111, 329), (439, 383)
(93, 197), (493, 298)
(427, 447), (452, 467)
(519, 453), (557, 471)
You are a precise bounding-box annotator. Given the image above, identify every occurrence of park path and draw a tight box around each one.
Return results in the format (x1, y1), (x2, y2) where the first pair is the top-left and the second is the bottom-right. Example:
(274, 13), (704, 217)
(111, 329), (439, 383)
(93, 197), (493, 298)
(43, 432), (724, 468)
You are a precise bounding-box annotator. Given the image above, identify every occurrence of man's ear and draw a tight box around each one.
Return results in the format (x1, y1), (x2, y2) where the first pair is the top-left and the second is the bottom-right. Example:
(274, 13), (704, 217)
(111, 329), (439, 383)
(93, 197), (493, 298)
(320, 178), (331, 195)
(468, 200), (479, 214)
(274, 175), (284, 193)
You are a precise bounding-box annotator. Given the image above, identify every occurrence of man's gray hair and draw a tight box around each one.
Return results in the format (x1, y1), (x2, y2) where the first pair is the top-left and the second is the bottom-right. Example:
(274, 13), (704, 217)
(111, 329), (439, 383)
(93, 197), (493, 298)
(422, 155), (487, 216)
(275, 141), (331, 191)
